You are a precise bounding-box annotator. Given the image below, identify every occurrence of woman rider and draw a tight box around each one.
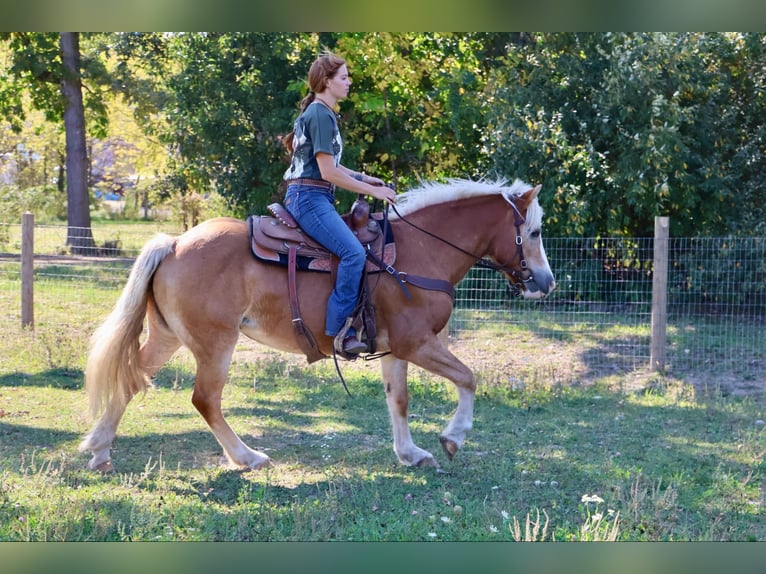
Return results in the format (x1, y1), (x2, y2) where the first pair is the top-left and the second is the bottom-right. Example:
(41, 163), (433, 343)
(282, 52), (397, 355)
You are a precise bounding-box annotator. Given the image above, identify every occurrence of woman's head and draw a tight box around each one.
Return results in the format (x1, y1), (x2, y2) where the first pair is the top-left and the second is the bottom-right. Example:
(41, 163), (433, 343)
(284, 52), (349, 152)
(306, 52), (347, 95)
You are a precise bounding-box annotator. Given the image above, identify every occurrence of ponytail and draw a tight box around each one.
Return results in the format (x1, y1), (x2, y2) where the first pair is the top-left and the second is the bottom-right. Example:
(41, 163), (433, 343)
(299, 91), (317, 113)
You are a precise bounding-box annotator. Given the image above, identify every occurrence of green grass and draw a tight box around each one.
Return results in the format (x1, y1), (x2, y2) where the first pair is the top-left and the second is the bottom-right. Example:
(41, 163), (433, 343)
(1, 219), (180, 256)
(0, 229), (764, 541)
(1, 330), (764, 541)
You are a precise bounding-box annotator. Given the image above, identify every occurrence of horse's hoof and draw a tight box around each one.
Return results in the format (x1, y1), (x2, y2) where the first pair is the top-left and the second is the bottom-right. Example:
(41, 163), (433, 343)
(416, 456), (439, 468)
(93, 459), (115, 474)
(439, 436), (458, 461)
(251, 458), (273, 470)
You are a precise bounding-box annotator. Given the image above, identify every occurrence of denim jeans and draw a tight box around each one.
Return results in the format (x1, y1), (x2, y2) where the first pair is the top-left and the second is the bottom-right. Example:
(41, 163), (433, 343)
(284, 184), (366, 336)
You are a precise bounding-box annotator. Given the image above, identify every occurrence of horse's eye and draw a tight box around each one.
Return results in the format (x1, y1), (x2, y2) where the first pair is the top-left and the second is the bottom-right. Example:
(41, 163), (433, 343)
(530, 230), (541, 239)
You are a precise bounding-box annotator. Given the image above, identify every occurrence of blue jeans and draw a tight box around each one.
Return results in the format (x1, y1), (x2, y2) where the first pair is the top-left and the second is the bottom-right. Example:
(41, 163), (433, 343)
(284, 184), (366, 336)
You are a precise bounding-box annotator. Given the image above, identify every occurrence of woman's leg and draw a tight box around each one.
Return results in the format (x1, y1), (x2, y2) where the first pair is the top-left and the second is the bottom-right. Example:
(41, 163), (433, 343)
(286, 188), (366, 336)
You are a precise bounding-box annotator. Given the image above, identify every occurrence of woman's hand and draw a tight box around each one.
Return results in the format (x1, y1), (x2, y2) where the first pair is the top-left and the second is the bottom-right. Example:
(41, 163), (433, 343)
(366, 181), (396, 204)
(317, 153), (396, 203)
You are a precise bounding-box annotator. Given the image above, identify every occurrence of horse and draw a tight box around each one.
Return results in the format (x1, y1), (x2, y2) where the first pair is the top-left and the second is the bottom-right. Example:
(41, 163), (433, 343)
(79, 178), (556, 472)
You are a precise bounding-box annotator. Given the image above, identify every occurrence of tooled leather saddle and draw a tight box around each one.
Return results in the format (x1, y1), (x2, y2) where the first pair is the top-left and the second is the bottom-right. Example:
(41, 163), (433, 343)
(248, 200), (395, 273)
(246, 198), (454, 363)
(246, 198), (394, 363)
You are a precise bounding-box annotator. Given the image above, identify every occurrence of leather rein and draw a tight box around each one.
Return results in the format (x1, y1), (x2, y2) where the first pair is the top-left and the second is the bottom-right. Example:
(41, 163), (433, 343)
(332, 193), (532, 393)
(385, 197), (532, 290)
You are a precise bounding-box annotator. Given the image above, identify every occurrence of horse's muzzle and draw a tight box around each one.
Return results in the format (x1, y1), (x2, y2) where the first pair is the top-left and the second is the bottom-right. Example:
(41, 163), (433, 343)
(520, 273), (556, 299)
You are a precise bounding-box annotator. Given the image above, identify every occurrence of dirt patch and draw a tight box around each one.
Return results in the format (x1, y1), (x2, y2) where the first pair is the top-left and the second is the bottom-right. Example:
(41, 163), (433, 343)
(230, 332), (764, 399)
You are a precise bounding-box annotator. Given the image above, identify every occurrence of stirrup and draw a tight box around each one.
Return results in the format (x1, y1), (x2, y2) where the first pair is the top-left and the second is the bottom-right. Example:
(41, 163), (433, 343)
(333, 317), (365, 358)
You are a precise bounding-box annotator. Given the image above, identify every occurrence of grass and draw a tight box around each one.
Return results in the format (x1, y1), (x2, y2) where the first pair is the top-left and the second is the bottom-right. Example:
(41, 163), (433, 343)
(1, 328), (765, 541)
(0, 223), (764, 541)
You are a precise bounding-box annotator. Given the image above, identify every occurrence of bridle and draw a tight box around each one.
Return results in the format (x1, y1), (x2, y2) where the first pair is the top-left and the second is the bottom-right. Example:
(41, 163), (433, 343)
(333, 193), (535, 393)
(387, 196), (534, 288)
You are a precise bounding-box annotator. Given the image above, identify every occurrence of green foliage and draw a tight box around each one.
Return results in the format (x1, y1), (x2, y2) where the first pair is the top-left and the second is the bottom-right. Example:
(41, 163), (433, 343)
(3, 33), (766, 238)
(142, 32), (320, 217)
(336, 33), (494, 191)
(0, 185), (66, 223)
(0, 33), (113, 137)
(488, 32), (766, 238)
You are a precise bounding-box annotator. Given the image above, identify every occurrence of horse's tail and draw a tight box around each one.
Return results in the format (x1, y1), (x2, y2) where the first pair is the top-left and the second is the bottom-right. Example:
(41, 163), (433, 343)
(83, 233), (176, 422)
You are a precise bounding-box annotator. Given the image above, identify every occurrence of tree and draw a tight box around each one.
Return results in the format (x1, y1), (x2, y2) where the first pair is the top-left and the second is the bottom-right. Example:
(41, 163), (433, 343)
(126, 32), (501, 216)
(60, 32), (93, 251)
(337, 33), (494, 191)
(487, 33), (766, 238)
(0, 32), (111, 250)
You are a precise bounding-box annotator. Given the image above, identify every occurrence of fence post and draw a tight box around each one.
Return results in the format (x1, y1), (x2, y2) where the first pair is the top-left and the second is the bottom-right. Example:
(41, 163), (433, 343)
(21, 211), (34, 329)
(650, 216), (669, 371)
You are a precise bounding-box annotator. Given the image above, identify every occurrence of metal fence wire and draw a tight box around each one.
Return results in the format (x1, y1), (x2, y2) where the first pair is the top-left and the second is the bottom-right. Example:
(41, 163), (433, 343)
(451, 235), (764, 384)
(1, 223), (764, 388)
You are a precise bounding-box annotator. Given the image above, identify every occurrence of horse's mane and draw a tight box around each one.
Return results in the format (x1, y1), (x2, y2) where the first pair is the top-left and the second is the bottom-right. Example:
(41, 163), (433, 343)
(390, 178), (543, 229)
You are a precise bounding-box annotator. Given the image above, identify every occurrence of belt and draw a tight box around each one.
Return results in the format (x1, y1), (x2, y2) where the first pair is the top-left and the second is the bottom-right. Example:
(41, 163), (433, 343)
(286, 178), (335, 191)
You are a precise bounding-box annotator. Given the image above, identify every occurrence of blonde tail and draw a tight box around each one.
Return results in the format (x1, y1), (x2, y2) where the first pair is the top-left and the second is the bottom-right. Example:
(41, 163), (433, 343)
(83, 234), (176, 422)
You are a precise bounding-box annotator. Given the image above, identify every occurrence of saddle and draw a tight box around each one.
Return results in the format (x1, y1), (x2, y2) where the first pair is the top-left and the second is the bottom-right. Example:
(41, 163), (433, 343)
(248, 200), (396, 273)
(246, 197), (395, 363)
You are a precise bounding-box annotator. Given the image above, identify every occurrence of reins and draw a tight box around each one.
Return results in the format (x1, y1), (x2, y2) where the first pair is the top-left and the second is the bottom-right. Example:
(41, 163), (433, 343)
(331, 190), (532, 397)
(388, 198), (531, 285)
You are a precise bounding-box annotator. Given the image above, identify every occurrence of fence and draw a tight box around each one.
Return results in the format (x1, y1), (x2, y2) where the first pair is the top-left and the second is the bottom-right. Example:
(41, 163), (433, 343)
(1, 215), (764, 390)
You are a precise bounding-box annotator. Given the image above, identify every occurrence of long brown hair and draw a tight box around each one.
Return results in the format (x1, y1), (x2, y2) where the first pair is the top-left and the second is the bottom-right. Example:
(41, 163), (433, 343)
(282, 51), (346, 153)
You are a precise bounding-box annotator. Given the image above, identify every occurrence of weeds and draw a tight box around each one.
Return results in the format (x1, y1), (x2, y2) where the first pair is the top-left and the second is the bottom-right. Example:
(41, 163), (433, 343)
(511, 508), (551, 541)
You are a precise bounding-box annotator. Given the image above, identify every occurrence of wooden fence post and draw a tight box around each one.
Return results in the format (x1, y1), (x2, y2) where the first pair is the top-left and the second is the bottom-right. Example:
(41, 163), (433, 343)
(21, 211), (34, 329)
(650, 216), (669, 371)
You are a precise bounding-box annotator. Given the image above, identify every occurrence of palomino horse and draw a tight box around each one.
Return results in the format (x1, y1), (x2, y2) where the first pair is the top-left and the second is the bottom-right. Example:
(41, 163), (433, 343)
(79, 178), (555, 471)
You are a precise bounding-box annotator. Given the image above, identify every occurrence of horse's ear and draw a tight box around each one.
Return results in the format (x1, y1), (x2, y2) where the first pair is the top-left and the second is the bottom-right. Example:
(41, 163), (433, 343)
(516, 184), (542, 210)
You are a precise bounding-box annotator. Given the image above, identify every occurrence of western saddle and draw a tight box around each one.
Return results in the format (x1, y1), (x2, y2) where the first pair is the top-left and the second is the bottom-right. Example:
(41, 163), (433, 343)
(247, 197), (454, 363)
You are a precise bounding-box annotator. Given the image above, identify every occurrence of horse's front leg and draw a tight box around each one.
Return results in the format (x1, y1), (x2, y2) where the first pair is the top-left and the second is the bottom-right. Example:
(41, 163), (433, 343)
(380, 355), (438, 467)
(404, 336), (476, 461)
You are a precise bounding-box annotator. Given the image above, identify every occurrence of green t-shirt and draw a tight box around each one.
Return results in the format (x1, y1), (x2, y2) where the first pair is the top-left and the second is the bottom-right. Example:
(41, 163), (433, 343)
(283, 102), (343, 182)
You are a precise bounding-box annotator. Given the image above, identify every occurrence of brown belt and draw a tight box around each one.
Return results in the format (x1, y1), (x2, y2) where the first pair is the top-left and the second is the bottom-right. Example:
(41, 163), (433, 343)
(286, 178), (335, 191)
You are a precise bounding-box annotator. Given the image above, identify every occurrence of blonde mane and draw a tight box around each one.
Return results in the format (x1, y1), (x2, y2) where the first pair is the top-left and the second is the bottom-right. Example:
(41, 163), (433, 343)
(390, 178), (543, 230)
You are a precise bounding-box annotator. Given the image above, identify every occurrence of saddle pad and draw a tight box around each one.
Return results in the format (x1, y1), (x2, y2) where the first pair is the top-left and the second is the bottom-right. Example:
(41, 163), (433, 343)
(248, 214), (396, 273)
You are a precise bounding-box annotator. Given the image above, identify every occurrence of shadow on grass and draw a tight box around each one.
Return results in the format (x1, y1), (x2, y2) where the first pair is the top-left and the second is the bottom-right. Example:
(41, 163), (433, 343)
(0, 368), (84, 389)
(3, 363), (764, 540)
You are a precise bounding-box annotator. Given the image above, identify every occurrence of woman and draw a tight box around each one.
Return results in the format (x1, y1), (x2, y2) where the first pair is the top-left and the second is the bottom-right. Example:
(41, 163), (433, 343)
(283, 52), (397, 355)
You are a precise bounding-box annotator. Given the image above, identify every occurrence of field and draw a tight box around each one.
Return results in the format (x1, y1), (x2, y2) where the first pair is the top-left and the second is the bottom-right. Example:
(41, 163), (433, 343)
(1, 220), (765, 542)
(1, 314), (765, 542)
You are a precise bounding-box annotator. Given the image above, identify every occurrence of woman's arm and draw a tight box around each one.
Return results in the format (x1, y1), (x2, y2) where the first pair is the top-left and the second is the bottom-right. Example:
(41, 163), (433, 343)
(316, 153), (396, 204)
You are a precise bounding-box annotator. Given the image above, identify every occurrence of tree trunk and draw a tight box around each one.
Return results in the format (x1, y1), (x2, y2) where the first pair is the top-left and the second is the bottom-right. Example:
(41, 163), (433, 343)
(60, 32), (94, 254)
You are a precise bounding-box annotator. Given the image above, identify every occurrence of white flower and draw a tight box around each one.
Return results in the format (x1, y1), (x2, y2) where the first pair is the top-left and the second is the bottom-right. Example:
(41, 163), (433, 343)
(428, 532), (437, 538)
(581, 494), (604, 504)
(441, 516), (451, 524)
(501, 510), (509, 520)
(489, 525), (499, 533)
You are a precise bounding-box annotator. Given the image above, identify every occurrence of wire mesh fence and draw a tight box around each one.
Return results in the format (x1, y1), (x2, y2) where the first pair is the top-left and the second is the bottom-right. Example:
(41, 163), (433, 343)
(452, 236), (765, 387)
(1, 221), (764, 390)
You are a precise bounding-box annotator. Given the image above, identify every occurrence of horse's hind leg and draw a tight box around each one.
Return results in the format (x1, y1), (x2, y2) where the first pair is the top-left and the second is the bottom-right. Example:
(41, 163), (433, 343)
(381, 355), (438, 467)
(189, 334), (271, 470)
(82, 310), (181, 471)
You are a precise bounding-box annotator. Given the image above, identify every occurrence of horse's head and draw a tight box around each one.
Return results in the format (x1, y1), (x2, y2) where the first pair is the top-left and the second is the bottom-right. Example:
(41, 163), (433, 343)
(491, 182), (556, 299)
